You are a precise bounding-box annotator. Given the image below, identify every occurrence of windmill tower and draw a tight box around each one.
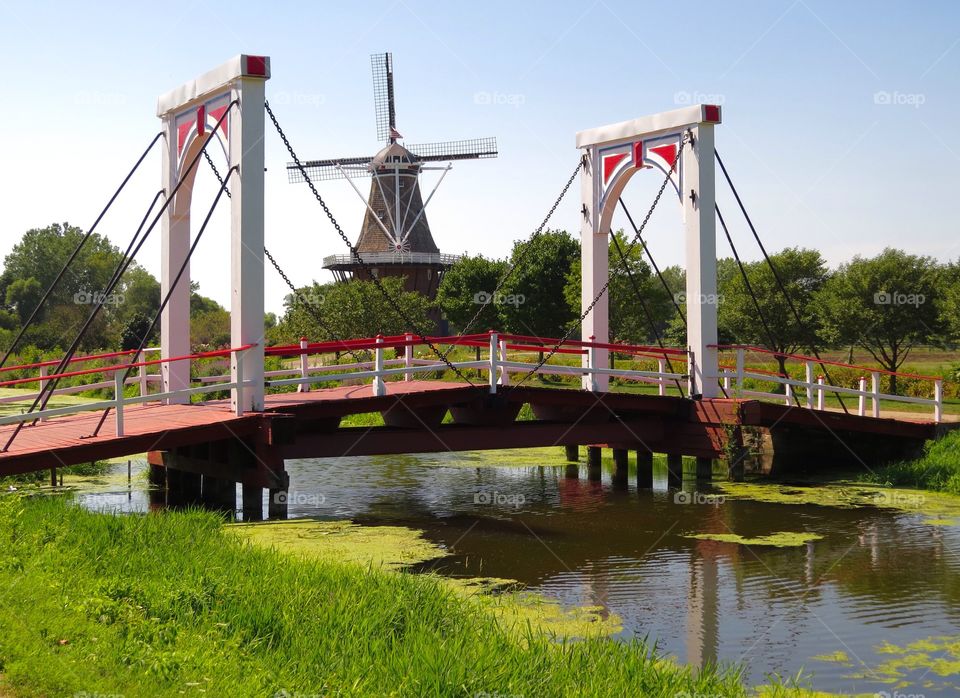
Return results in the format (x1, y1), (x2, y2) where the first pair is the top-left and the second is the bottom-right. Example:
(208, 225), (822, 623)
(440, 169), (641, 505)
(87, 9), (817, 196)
(289, 52), (497, 300)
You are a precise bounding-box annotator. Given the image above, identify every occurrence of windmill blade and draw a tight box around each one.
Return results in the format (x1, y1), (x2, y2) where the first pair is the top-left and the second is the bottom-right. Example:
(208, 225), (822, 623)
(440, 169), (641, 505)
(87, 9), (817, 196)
(407, 137), (498, 162)
(371, 52), (397, 143)
(287, 157), (373, 183)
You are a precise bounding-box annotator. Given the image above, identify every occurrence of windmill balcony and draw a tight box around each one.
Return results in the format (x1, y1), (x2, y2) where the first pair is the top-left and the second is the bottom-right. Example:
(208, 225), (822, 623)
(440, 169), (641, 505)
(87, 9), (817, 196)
(322, 252), (460, 268)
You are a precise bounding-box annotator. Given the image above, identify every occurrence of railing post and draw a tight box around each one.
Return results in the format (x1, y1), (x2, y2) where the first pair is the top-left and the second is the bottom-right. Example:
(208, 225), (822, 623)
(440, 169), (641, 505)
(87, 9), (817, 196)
(587, 336), (599, 393)
(404, 333), (414, 382)
(817, 376), (825, 410)
(805, 361), (815, 410)
(499, 337), (510, 386)
(38, 365), (48, 423)
(871, 371), (881, 418)
(858, 376), (866, 416)
(137, 353), (148, 398)
(297, 337), (310, 393)
(488, 331), (498, 394)
(934, 379), (943, 423)
(735, 348), (745, 398)
(114, 369), (125, 436)
(658, 358), (667, 396)
(234, 347), (245, 417)
(784, 381), (793, 406)
(373, 335), (386, 397)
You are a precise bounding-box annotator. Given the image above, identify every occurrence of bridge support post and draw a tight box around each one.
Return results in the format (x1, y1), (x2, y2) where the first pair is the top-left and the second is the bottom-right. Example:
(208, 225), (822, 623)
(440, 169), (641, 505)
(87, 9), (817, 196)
(565, 462), (580, 479)
(564, 444), (579, 462)
(695, 457), (713, 481)
(202, 475), (236, 512)
(167, 467), (202, 507)
(587, 446), (602, 481)
(576, 105), (721, 397)
(636, 448), (653, 488)
(612, 448), (628, 489)
(157, 55), (270, 411)
(242, 484), (263, 520)
(268, 479), (289, 520)
(666, 453), (683, 487)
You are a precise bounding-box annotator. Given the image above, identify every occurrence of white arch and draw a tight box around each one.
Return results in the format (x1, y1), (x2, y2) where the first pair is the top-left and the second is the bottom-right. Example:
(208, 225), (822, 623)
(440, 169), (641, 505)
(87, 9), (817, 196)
(157, 55), (270, 412)
(577, 104), (720, 397)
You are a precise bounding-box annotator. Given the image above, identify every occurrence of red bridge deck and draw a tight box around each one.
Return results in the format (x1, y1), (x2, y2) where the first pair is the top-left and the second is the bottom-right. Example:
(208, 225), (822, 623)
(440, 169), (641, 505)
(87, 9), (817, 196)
(0, 380), (938, 478)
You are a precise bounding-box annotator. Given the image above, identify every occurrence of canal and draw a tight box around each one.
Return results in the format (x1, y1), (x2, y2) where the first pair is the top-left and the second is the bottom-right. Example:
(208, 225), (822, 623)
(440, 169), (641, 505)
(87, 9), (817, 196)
(79, 449), (960, 695)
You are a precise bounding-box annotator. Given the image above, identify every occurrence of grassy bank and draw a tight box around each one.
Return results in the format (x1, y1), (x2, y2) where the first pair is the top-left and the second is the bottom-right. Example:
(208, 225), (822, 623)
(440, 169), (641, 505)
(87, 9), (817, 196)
(862, 429), (960, 494)
(0, 496), (758, 697)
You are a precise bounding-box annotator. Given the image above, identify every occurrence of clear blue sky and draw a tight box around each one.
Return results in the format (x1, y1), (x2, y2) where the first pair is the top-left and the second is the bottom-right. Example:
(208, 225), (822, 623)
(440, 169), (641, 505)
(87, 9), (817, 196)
(1, 0), (958, 313)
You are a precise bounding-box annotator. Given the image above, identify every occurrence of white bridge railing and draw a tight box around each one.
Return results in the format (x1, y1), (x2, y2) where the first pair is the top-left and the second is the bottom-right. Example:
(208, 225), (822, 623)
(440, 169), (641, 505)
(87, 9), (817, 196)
(0, 335), (944, 451)
(260, 332), (689, 397)
(710, 345), (943, 423)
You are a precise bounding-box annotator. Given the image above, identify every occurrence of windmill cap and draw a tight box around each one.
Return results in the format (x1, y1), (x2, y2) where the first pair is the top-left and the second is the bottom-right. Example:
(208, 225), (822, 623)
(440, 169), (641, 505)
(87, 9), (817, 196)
(370, 142), (419, 170)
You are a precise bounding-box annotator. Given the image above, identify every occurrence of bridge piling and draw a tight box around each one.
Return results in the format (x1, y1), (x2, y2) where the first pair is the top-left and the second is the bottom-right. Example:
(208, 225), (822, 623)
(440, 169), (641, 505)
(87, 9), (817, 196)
(241, 484), (264, 520)
(167, 468), (201, 507)
(666, 454), (683, 487)
(564, 444), (579, 462)
(636, 448), (653, 488)
(612, 449), (628, 489)
(695, 457), (713, 482)
(587, 447), (602, 481)
(202, 475), (237, 512)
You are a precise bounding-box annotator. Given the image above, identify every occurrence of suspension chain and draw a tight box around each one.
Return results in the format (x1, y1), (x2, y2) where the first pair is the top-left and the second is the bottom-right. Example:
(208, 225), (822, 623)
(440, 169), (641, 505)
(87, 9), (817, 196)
(453, 159), (583, 341)
(203, 152), (366, 364)
(509, 133), (690, 392)
(264, 100), (476, 386)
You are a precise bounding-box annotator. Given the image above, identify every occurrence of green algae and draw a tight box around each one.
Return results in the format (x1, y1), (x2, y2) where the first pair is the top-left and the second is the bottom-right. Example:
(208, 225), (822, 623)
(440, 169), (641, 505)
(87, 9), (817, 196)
(229, 518), (622, 639)
(683, 531), (823, 547)
(811, 650), (854, 667)
(714, 480), (960, 519)
(227, 518), (446, 570)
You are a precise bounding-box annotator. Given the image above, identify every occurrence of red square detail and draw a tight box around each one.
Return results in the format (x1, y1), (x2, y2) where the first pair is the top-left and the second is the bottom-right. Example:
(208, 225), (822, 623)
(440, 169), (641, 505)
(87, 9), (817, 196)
(245, 55), (267, 77)
(703, 104), (721, 123)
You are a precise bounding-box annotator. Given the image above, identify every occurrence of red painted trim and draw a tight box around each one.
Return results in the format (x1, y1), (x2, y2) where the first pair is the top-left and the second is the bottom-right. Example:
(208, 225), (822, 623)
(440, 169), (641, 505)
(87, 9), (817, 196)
(602, 152), (629, 184)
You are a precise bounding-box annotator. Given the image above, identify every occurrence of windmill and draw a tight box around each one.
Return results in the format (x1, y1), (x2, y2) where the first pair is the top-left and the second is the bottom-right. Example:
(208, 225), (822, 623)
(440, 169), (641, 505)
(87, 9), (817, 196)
(288, 52), (497, 301)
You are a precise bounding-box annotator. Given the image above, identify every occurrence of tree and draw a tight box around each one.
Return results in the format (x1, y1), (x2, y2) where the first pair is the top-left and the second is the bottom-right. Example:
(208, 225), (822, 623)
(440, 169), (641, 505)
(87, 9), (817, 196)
(941, 260), (960, 344)
(564, 231), (674, 345)
(813, 248), (945, 393)
(718, 248), (829, 376)
(0, 222), (160, 351)
(275, 278), (434, 345)
(436, 254), (508, 333)
(499, 230), (579, 338)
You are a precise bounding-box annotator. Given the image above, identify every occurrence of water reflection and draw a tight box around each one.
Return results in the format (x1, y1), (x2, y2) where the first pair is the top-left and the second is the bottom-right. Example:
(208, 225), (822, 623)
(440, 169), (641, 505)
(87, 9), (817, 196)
(78, 453), (960, 694)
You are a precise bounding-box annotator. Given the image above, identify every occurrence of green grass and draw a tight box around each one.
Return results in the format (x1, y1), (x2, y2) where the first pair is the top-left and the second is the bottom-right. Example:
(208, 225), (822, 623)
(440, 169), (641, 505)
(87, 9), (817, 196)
(861, 429), (960, 494)
(0, 496), (761, 697)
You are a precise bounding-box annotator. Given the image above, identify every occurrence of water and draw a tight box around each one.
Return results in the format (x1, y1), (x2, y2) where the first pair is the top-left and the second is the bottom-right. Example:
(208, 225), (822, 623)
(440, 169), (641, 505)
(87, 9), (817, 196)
(80, 453), (960, 695)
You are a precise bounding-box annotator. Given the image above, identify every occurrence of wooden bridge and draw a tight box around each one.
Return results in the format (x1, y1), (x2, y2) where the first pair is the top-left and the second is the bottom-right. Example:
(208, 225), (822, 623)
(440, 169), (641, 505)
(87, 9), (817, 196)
(0, 333), (942, 518)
